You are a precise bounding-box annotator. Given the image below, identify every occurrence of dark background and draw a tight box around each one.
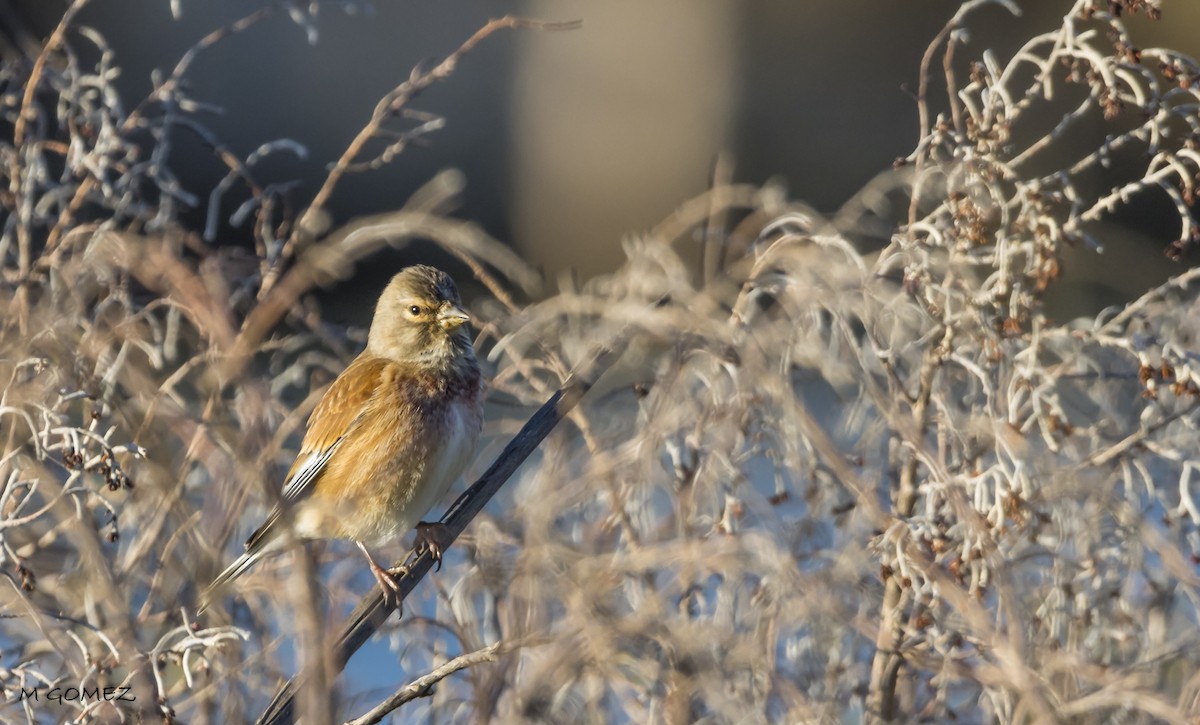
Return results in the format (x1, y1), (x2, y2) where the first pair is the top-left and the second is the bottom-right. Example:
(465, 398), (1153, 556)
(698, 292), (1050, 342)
(2, 0), (1195, 319)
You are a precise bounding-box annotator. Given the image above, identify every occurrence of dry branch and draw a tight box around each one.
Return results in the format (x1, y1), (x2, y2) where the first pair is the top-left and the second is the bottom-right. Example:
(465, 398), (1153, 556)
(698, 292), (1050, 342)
(343, 639), (525, 725)
(289, 15), (582, 249)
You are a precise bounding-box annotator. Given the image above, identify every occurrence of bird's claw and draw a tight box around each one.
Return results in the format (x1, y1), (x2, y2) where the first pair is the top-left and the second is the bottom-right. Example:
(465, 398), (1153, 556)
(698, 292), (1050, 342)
(367, 556), (408, 612)
(415, 522), (452, 571)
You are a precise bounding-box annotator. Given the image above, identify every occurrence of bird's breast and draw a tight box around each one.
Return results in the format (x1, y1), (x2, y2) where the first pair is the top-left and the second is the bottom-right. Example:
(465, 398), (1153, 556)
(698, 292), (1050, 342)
(370, 377), (482, 540)
(417, 399), (480, 501)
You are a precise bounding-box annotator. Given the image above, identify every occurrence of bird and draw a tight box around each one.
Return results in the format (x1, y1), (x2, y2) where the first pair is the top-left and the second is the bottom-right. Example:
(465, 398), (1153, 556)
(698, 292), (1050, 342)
(201, 265), (484, 612)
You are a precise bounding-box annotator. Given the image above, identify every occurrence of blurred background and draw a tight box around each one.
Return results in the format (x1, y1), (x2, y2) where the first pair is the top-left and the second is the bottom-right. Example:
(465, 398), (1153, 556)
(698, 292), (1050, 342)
(1, 0), (1194, 315)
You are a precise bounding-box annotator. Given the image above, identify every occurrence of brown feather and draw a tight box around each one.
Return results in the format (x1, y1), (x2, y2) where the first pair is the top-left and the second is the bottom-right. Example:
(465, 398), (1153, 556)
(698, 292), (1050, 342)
(242, 355), (390, 553)
(292, 355), (389, 475)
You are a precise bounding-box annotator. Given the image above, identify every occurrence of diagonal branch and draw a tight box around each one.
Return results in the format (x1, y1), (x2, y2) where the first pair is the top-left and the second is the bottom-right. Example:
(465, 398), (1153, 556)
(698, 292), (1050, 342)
(290, 15), (583, 246)
(255, 333), (624, 725)
(344, 639), (530, 725)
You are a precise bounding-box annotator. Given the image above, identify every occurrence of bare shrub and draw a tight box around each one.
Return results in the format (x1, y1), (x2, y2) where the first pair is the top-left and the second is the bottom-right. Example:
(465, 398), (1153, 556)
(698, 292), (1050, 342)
(2, 1), (1200, 723)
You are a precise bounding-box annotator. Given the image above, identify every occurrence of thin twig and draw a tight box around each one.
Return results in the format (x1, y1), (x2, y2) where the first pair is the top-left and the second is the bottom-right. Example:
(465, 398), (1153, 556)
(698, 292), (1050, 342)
(286, 15), (582, 256)
(905, 0), (1020, 227)
(344, 640), (523, 725)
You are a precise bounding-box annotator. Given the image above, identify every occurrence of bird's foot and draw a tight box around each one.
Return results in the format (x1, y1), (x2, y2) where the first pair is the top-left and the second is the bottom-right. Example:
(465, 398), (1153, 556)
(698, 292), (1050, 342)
(358, 542), (407, 612)
(415, 522), (452, 571)
(370, 558), (409, 611)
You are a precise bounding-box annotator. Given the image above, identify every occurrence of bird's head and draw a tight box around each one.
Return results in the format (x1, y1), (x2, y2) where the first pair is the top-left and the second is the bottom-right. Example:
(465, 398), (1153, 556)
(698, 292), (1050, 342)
(368, 265), (475, 366)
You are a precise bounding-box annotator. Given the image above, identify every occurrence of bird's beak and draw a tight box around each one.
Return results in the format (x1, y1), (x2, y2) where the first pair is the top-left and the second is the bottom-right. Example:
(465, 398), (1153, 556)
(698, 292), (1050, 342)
(437, 303), (471, 329)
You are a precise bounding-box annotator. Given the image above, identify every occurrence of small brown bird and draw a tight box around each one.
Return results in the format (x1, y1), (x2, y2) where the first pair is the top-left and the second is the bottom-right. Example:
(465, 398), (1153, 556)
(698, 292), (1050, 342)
(202, 265), (484, 610)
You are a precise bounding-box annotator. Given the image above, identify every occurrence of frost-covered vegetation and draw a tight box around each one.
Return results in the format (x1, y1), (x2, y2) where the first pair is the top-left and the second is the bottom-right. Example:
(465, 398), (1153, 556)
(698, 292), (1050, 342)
(2, 0), (1199, 722)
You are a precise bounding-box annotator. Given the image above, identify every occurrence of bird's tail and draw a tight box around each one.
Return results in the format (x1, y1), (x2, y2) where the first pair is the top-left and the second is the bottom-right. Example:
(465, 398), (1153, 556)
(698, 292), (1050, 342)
(198, 549), (265, 614)
(199, 505), (288, 614)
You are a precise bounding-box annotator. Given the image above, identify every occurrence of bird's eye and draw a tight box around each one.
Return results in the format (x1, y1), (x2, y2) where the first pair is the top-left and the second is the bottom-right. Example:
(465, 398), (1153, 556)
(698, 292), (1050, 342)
(408, 305), (423, 316)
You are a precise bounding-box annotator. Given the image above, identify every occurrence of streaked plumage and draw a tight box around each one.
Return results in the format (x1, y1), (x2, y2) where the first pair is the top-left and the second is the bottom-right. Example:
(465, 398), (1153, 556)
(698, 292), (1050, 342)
(202, 265), (484, 611)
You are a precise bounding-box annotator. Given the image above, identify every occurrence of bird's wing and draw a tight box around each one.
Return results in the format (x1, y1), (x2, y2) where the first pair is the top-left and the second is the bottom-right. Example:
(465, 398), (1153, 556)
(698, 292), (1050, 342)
(243, 355), (389, 553)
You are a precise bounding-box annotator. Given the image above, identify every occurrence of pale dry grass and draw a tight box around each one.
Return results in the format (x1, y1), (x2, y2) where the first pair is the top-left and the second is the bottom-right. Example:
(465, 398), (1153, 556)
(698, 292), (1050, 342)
(2, 1), (1200, 723)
